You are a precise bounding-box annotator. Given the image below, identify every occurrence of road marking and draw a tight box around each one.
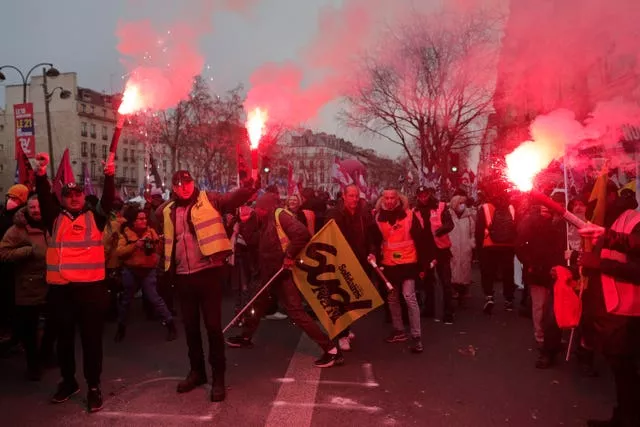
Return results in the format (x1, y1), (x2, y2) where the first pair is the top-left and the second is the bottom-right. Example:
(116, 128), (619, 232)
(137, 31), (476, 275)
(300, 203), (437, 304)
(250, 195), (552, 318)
(265, 334), (321, 427)
(98, 411), (214, 421)
(272, 401), (382, 413)
(274, 377), (379, 388)
(362, 363), (378, 386)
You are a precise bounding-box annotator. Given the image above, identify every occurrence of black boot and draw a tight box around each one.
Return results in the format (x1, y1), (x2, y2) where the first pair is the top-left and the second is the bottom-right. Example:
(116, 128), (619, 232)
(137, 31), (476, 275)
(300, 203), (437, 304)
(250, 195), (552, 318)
(210, 374), (226, 402)
(114, 324), (126, 343)
(165, 320), (177, 342)
(176, 370), (207, 394)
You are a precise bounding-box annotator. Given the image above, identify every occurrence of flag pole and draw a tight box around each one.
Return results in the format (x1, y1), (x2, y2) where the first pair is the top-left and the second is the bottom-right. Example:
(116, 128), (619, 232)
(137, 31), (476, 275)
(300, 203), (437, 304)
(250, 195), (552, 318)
(223, 267), (284, 333)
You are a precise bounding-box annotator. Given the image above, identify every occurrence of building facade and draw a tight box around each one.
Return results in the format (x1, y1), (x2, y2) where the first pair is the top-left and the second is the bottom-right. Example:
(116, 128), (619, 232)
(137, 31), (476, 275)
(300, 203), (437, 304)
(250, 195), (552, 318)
(0, 72), (173, 196)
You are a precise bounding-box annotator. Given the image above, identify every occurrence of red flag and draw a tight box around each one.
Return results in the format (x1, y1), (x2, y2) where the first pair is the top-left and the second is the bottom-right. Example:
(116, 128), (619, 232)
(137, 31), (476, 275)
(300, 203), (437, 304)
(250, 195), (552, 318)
(53, 149), (75, 199)
(17, 151), (35, 189)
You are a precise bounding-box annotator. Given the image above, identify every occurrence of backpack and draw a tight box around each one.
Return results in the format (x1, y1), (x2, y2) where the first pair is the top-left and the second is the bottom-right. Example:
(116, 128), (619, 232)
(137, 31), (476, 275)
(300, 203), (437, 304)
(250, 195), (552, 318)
(486, 204), (516, 244)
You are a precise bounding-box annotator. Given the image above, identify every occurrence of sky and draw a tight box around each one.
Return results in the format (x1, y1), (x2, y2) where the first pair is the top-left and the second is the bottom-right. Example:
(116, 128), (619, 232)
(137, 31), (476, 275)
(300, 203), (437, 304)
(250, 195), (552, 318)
(0, 0), (409, 158)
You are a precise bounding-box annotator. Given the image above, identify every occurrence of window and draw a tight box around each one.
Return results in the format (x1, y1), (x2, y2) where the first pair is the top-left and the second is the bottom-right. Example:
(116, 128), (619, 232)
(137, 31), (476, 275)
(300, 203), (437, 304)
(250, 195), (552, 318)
(130, 168), (136, 180)
(81, 122), (88, 137)
(90, 124), (96, 138)
(0, 164), (3, 172)
(101, 145), (107, 160)
(91, 161), (96, 179)
(90, 143), (96, 158)
(162, 160), (167, 171)
(0, 144), (4, 151)
(123, 166), (128, 179)
(81, 104), (86, 113)
(90, 105), (95, 114)
(124, 148), (129, 162)
(81, 141), (88, 157)
(103, 109), (107, 118)
(101, 126), (107, 140)
(130, 149), (135, 162)
(82, 162), (87, 177)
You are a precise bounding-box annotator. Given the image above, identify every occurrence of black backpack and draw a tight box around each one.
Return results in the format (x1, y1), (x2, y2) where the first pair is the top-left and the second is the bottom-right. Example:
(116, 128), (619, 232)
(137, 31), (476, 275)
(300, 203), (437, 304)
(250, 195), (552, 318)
(486, 205), (516, 244)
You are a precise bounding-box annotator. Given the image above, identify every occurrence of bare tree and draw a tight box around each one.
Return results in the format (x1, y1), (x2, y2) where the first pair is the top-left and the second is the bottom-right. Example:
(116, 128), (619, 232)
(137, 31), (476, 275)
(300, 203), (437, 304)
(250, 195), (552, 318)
(342, 9), (503, 181)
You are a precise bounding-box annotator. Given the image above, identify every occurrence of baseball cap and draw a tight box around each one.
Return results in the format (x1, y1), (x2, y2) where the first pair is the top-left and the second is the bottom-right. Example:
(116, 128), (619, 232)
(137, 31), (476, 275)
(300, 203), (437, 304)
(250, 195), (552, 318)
(172, 170), (193, 186)
(61, 182), (84, 196)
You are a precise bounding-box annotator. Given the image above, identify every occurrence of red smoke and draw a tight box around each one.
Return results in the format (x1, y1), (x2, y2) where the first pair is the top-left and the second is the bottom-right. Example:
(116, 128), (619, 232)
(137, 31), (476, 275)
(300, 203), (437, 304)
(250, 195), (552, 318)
(116, 0), (258, 111)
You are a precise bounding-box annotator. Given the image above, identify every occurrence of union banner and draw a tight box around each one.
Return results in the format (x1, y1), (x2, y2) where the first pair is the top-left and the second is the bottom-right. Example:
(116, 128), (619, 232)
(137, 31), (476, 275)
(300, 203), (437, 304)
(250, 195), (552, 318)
(292, 220), (383, 339)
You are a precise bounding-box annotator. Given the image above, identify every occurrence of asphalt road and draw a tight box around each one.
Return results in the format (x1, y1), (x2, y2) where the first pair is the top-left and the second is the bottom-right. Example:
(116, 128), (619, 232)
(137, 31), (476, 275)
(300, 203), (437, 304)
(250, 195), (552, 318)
(0, 277), (614, 427)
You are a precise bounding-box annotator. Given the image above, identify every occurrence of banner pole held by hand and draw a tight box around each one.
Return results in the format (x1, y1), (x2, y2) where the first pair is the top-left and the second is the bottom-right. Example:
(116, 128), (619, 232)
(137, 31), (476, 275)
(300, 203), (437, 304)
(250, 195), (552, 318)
(368, 259), (394, 291)
(223, 267), (284, 334)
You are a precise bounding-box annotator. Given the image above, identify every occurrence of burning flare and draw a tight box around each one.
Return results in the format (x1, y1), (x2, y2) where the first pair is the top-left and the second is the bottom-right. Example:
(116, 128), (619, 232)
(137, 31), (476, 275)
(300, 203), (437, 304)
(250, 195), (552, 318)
(246, 107), (267, 149)
(118, 82), (144, 115)
(505, 140), (550, 192)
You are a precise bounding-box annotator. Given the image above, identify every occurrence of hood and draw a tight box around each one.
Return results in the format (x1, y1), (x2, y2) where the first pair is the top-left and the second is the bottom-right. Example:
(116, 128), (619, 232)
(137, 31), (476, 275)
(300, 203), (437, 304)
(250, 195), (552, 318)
(12, 207), (28, 227)
(375, 194), (409, 212)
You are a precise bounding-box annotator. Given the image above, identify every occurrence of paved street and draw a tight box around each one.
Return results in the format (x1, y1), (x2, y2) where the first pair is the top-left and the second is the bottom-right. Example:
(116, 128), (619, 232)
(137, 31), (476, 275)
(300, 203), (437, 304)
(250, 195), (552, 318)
(0, 278), (614, 427)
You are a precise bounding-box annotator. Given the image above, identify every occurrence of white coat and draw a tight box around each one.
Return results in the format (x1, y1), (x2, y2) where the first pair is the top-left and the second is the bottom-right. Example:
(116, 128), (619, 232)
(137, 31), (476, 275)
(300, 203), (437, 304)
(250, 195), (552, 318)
(449, 206), (476, 285)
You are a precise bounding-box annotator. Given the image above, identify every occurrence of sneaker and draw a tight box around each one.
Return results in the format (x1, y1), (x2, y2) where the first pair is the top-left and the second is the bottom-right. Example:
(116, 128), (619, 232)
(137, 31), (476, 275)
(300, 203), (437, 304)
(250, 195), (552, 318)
(443, 314), (454, 325)
(176, 370), (207, 394)
(504, 300), (514, 312)
(225, 336), (253, 348)
(410, 337), (424, 353)
(264, 312), (288, 320)
(338, 337), (351, 352)
(87, 387), (104, 413)
(385, 331), (408, 343)
(483, 296), (495, 315)
(314, 349), (344, 368)
(51, 380), (80, 403)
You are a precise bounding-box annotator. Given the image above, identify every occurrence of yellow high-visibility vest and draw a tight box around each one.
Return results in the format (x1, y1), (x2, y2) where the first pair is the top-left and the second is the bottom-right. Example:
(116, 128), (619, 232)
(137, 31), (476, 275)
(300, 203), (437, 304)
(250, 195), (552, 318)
(163, 191), (232, 271)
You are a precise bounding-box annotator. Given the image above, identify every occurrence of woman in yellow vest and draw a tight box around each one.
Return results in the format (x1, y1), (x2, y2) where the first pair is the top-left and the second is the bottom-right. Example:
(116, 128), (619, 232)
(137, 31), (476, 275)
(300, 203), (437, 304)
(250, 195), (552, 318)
(34, 152), (114, 413)
(158, 170), (257, 403)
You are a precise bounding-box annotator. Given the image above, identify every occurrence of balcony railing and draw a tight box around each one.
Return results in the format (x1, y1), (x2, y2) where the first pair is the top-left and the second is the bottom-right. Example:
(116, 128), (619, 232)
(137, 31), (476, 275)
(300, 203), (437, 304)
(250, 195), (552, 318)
(90, 132), (97, 139)
(81, 131), (88, 137)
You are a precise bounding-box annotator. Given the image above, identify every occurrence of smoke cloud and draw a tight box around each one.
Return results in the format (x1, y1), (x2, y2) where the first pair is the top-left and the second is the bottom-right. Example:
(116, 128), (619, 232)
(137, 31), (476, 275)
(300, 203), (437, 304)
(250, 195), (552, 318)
(116, 0), (257, 111)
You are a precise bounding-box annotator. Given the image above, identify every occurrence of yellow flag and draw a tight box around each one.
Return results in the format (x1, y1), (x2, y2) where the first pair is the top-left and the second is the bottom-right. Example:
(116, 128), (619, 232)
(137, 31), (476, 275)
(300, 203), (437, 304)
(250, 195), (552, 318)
(292, 220), (384, 339)
(588, 172), (608, 226)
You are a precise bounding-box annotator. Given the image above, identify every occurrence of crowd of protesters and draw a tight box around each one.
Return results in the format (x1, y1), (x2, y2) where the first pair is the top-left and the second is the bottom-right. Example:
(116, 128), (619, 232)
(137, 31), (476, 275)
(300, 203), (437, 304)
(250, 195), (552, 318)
(0, 157), (638, 426)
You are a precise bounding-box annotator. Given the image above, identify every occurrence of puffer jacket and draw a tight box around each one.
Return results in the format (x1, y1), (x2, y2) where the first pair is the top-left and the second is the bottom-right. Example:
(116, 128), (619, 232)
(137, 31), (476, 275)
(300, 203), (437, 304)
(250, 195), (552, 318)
(0, 208), (49, 305)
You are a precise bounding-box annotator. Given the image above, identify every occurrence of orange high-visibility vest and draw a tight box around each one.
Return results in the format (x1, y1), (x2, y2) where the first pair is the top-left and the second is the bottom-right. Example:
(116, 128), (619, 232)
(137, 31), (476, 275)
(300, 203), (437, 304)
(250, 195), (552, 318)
(414, 203), (451, 249)
(482, 203), (515, 247)
(601, 209), (640, 316)
(377, 209), (418, 266)
(46, 211), (106, 284)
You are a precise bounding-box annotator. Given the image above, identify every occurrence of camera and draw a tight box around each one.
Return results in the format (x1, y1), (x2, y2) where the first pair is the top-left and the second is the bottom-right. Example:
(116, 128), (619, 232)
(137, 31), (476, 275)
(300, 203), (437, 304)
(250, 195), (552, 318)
(142, 237), (155, 256)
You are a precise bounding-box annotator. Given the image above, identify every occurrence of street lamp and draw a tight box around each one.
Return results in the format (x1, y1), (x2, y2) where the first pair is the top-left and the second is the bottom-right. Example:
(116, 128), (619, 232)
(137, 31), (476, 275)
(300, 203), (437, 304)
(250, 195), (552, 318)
(43, 73), (72, 179)
(0, 63), (62, 179)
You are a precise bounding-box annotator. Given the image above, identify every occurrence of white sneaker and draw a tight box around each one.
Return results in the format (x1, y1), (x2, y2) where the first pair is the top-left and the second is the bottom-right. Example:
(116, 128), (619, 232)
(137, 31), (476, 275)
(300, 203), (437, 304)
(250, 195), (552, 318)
(338, 337), (351, 352)
(264, 312), (288, 320)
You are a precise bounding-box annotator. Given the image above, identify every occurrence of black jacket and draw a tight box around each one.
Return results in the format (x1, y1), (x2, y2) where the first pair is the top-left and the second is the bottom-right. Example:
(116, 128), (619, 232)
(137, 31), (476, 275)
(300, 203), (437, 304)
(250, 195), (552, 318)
(413, 203), (454, 264)
(326, 201), (376, 268)
(259, 209), (311, 279)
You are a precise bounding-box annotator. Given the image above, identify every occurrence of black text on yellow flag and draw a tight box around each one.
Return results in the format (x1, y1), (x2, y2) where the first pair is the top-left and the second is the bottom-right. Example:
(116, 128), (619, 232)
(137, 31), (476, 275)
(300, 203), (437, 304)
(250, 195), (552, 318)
(292, 220), (384, 339)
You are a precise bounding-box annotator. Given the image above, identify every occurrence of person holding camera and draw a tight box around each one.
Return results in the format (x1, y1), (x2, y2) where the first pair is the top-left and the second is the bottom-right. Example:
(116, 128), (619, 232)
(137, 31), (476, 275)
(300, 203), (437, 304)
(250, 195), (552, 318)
(114, 205), (176, 342)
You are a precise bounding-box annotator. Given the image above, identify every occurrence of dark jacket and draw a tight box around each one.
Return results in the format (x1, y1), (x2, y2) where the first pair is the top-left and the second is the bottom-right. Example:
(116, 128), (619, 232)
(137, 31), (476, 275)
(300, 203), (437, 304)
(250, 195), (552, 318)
(369, 199), (424, 265)
(157, 188), (254, 273)
(515, 206), (565, 287)
(326, 200), (376, 268)
(36, 174), (115, 235)
(301, 197), (327, 233)
(259, 209), (311, 279)
(475, 200), (516, 250)
(0, 208), (48, 305)
(413, 202), (454, 264)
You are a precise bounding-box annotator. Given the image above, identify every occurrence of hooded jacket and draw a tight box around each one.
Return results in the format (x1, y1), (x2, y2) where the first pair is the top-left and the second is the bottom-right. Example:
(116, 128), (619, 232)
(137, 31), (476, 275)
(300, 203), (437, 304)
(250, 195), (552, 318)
(0, 208), (48, 305)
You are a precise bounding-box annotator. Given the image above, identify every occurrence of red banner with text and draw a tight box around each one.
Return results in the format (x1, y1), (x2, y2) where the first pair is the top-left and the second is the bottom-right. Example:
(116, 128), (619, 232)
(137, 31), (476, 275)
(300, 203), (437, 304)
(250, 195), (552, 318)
(14, 103), (36, 160)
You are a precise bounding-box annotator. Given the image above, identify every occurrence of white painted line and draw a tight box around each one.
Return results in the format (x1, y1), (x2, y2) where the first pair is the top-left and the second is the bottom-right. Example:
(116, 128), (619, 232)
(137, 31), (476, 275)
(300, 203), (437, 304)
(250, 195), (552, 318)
(272, 401), (382, 414)
(273, 378), (379, 388)
(98, 411), (214, 421)
(265, 334), (321, 427)
(362, 363), (378, 386)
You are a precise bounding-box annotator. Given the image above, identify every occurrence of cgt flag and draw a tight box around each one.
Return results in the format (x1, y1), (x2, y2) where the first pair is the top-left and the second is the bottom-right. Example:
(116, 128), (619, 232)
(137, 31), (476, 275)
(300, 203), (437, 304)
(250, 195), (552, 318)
(291, 220), (383, 339)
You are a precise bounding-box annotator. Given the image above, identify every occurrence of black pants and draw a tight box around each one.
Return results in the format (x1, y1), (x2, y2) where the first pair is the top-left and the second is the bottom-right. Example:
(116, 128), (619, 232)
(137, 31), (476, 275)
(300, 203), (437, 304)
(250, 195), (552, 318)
(422, 255), (454, 318)
(176, 267), (226, 376)
(49, 283), (109, 387)
(480, 247), (515, 301)
(241, 270), (333, 352)
(540, 286), (562, 357)
(14, 305), (43, 371)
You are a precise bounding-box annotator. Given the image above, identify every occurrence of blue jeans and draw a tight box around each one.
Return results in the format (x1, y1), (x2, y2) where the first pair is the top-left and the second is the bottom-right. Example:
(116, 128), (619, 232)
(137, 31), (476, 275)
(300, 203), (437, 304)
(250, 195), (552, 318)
(388, 279), (421, 339)
(118, 268), (172, 325)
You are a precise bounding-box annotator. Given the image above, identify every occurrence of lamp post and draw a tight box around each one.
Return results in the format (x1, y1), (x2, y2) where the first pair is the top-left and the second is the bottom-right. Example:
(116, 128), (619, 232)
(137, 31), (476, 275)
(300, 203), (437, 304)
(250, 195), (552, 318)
(42, 68), (71, 179)
(0, 63), (63, 178)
